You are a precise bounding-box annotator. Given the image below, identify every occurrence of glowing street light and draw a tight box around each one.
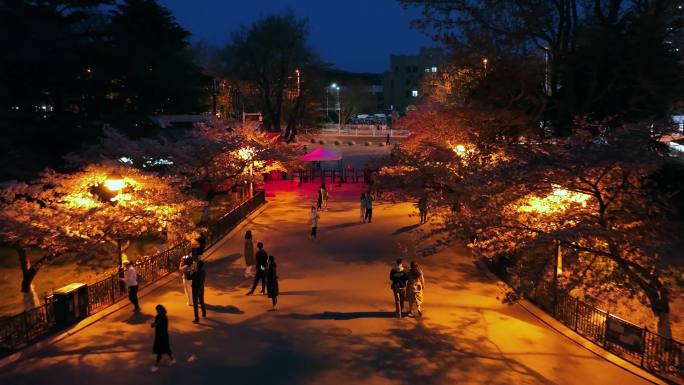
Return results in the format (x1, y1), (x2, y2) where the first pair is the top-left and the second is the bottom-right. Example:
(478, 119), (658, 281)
(238, 148), (255, 197)
(482, 58), (488, 71)
(516, 184), (591, 279)
(331, 83), (341, 134)
(104, 174), (125, 192)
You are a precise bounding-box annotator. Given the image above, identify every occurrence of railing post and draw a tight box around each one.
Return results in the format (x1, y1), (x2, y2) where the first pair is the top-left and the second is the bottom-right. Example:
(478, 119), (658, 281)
(574, 298), (579, 331)
(110, 274), (116, 304)
(603, 312), (610, 349)
(640, 328), (646, 368)
(23, 311), (30, 344)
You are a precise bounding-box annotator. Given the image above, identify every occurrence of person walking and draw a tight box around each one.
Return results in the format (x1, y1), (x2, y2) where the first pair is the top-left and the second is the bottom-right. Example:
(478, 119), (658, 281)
(407, 261), (426, 317)
(266, 255), (279, 310)
(247, 242), (268, 295)
(386, 132), (391, 146)
(321, 184), (329, 211)
(150, 304), (175, 373)
(121, 261), (140, 312)
(309, 205), (320, 240)
(244, 230), (256, 278)
(191, 260), (206, 323)
(179, 255), (193, 306)
(364, 192), (374, 223)
(389, 258), (408, 318)
(418, 196), (428, 224)
(316, 187), (323, 210)
(359, 192), (367, 223)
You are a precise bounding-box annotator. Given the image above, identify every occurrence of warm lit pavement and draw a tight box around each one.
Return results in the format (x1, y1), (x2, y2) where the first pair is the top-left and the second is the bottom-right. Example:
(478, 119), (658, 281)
(0, 181), (655, 385)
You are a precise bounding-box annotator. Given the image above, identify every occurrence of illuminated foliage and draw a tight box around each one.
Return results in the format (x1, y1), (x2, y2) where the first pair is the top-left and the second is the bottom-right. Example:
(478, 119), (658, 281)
(68, 122), (302, 201)
(0, 163), (203, 294)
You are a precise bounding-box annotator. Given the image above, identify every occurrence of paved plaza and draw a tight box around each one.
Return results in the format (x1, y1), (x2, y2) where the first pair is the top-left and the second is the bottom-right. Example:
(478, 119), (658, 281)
(0, 182), (658, 385)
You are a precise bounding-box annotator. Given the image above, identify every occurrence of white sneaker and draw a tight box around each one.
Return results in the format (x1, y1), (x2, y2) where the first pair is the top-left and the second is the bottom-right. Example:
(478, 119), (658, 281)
(150, 365), (159, 373)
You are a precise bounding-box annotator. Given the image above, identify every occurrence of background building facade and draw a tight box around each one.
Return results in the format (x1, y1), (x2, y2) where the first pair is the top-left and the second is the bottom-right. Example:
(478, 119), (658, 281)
(383, 48), (444, 114)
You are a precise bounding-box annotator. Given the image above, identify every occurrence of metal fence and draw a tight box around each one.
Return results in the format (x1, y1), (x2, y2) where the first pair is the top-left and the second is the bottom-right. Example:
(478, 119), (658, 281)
(292, 168), (368, 185)
(490, 262), (684, 382)
(205, 189), (265, 247)
(312, 125), (411, 138)
(0, 190), (266, 357)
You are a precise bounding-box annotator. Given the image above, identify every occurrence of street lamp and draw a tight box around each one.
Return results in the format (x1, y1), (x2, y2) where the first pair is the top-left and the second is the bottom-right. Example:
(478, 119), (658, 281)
(91, 174), (127, 267)
(239, 147), (255, 198)
(516, 185), (591, 282)
(482, 58), (488, 71)
(104, 174), (125, 192)
(331, 83), (341, 134)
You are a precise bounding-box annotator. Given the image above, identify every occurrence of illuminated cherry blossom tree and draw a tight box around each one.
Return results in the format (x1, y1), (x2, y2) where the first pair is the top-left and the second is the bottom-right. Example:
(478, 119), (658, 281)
(68, 122), (301, 204)
(0, 163), (203, 297)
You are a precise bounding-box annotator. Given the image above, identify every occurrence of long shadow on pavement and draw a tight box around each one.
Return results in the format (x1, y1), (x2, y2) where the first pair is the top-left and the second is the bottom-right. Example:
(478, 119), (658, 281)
(281, 311), (396, 320)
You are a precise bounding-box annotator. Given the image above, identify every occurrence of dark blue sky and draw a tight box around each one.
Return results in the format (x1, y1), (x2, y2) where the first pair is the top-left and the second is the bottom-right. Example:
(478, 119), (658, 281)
(157, 0), (436, 73)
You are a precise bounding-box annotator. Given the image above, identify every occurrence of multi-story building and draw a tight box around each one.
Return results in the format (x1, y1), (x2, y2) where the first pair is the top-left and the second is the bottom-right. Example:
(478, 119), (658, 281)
(383, 48), (444, 114)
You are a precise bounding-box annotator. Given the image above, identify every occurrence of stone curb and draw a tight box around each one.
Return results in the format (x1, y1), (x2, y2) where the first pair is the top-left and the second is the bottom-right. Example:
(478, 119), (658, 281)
(0, 200), (269, 371)
(474, 257), (675, 385)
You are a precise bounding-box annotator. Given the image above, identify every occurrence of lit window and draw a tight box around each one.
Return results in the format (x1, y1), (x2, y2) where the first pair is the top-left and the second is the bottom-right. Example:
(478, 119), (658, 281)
(411, 90), (418, 97)
(425, 68), (430, 73)
(431, 66), (437, 72)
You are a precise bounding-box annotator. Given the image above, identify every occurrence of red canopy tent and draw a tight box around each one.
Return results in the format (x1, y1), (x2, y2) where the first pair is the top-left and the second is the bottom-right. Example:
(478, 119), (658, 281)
(299, 147), (342, 162)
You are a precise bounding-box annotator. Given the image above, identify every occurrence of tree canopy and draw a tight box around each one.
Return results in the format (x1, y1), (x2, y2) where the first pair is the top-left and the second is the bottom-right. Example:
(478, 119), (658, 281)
(0, 0), (209, 180)
(221, 11), (317, 134)
(400, 0), (684, 134)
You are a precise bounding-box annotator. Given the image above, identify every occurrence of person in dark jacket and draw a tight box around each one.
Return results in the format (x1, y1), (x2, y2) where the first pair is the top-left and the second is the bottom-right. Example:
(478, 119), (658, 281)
(191, 260), (206, 323)
(150, 304), (174, 372)
(266, 255), (279, 310)
(316, 188), (323, 210)
(389, 258), (408, 318)
(364, 192), (374, 223)
(247, 242), (268, 295)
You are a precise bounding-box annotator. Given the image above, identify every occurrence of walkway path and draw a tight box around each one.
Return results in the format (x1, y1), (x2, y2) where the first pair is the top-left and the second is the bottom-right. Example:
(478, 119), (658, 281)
(0, 182), (656, 385)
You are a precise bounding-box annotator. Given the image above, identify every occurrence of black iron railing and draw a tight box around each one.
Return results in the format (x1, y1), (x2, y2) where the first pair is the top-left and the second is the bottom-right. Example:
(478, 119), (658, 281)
(292, 168), (369, 184)
(488, 260), (684, 382)
(205, 189), (265, 247)
(0, 190), (266, 357)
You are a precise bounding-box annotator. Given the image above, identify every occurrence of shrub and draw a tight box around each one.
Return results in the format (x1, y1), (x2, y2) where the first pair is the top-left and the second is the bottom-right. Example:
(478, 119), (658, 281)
(365, 141), (372, 146)
(333, 140), (341, 146)
(348, 141), (355, 146)
(309, 138), (317, 144)
(318, 139), (327, 145)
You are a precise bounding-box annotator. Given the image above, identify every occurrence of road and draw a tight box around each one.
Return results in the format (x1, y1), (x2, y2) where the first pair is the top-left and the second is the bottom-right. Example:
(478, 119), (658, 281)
(0, 181), (655, 385)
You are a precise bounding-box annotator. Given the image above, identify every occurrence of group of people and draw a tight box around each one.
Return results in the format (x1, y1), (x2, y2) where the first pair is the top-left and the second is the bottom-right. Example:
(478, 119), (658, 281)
(179, 254), (207, 323)
(389, 258), (425, 318)
(119, 184), (428, 373)
(309, 183), (329, 240)
(243, 230), (280, 310)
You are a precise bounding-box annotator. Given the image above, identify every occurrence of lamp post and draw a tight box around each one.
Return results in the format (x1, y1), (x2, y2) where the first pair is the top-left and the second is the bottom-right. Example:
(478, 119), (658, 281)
(482, 58), (488, 71)
(92, 174), (126, 267)
(239, 148), (255, 198)
(325, 86), (329, 123)
(331, 83), (341, 134)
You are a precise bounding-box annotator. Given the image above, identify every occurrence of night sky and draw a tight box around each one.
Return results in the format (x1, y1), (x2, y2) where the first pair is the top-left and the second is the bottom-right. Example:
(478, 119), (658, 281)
(157, 0), (435, 73)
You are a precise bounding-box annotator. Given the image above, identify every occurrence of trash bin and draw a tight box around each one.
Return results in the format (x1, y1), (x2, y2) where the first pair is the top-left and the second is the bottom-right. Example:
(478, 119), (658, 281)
(52, 283), (89, 326)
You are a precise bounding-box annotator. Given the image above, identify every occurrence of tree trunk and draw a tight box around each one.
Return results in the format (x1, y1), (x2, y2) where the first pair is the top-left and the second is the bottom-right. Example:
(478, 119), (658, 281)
(608, 242), (672, 338)
(16, 245), (38, 293)
(647, 283), (672, 338)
